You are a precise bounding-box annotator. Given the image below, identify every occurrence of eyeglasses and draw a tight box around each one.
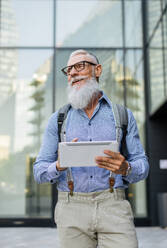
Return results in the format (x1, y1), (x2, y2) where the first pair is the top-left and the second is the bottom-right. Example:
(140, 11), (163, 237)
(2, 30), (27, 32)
(61, 61), (97, 76)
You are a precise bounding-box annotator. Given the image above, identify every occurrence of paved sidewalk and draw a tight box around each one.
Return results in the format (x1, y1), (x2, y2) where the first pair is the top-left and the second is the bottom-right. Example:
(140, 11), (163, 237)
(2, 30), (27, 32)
(0, 227), (167, 248)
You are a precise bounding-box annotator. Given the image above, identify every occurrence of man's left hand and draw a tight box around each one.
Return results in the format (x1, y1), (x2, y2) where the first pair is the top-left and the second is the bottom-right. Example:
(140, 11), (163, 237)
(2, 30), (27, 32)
(95, 150), (128, 175)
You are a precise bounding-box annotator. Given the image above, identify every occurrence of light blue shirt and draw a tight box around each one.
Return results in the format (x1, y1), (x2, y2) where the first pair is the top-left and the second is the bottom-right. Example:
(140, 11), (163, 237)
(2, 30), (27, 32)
(33, 92), (149, 192)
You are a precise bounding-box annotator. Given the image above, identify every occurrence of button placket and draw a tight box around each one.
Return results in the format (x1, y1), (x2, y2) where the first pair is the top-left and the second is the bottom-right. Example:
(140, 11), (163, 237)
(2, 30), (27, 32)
(88, 120), (92, 142)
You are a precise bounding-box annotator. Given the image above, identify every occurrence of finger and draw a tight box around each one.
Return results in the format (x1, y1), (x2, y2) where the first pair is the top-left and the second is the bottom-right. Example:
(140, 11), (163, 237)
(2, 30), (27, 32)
(104, 150), (125, 163)
(97, 164), (120, 173)
(72, 138), (78, 142)
(103, 150), (122, 159)
(59, 167), (68, 171)
(98, 164), (113, 170)
(96, 156), (124, 166)
(95, 156), (111, 163)
(97, 161), (127, 174)
(97, 161), (120, 170)
(95, 155), (121, 165)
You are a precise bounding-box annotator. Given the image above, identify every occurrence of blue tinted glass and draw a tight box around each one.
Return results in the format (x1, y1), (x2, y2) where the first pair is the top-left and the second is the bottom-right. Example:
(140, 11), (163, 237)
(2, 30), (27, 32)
(56, 0), (123, 47)
(0, 0), (53, 47)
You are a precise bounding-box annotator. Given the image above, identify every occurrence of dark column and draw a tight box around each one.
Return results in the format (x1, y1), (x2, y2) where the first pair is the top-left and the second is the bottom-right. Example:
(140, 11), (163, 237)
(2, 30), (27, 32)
(148, 103), (167, 225)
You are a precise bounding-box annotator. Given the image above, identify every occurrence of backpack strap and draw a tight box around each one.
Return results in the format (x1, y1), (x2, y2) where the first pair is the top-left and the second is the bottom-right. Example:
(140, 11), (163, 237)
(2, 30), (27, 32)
(109, 103), (128, 192)
(57, 104), (74, 196)
(112, 103), (128, 159)
(57, 104), (71, 142)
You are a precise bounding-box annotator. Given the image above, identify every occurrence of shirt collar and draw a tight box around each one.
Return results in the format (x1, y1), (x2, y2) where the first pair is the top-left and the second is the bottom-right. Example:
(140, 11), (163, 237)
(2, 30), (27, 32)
(98, 91), (112, 108)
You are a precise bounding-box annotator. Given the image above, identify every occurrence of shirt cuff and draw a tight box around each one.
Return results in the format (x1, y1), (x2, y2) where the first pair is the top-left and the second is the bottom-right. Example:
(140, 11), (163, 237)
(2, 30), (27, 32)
(47, 161), (61, 183)
(122, 162), (138, 183)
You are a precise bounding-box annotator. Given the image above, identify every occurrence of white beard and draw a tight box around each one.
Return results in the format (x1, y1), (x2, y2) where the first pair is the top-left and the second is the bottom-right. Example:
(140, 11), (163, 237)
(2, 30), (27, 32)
(67, 77), (100, 109)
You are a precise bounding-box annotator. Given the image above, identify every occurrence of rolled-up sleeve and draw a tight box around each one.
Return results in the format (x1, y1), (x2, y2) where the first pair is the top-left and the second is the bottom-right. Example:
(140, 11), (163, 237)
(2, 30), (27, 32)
(33, 112), (62, 184)
(122, 109), (149, 184)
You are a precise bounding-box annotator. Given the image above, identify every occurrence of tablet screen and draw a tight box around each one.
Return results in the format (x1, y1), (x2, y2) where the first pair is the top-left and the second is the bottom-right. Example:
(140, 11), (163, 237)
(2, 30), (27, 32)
(59, 140), (119, 167)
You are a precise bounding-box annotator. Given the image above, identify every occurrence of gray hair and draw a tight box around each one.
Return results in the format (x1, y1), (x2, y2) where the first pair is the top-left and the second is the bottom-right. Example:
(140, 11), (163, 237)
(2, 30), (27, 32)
(69, 49), (99, 64)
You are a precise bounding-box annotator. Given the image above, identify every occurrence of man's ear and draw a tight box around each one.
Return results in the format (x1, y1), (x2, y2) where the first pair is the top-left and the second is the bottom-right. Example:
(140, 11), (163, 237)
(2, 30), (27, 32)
(95, 64), (102, 78)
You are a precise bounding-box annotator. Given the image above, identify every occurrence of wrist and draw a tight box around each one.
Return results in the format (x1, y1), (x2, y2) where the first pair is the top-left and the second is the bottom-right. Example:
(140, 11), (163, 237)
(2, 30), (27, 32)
(124, 161), (132, 176)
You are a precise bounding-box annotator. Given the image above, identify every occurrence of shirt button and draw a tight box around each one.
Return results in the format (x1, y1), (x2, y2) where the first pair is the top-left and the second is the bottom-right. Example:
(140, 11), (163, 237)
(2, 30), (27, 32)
(90, 176), (93, 178)
(88, 122), (91, 126)
(90, 139), (92, 141)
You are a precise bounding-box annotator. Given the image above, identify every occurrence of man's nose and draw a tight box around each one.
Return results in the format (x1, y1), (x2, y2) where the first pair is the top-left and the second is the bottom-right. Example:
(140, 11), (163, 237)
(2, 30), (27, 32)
(69, 66), (78, 76)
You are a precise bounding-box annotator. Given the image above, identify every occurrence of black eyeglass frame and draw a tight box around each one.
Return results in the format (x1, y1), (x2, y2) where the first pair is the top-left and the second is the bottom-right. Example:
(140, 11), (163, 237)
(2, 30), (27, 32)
(61, 61), (98, 76)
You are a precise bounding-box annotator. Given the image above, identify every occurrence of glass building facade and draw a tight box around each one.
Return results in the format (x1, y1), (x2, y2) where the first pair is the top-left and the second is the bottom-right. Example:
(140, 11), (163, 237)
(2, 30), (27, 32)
(0, 0), (166, 226)
(147, 0), (167, 114)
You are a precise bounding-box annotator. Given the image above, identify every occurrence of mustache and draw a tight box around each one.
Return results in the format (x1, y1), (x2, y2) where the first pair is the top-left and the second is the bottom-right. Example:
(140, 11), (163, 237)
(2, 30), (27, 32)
(69, 76), (89, 85)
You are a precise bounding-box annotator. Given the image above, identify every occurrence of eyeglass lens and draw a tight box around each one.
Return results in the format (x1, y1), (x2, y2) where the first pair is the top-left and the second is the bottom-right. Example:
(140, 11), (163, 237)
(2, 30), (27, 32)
(66, 62), (85, 75)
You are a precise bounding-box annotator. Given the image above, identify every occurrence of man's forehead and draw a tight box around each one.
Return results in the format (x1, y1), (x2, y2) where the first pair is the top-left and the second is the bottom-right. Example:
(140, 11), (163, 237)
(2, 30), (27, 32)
(67, 54), (96, 66)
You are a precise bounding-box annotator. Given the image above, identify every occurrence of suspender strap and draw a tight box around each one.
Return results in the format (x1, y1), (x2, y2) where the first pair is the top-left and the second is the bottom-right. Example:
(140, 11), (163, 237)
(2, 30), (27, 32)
(109, 177), (115, 193)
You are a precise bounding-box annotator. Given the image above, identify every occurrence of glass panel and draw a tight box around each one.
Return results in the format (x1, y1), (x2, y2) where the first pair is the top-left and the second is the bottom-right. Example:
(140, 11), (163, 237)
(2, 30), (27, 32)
(163, 10), (167, 96)
(0, 0), (53, 47)
(55, 49), (124, 110)
(101, 50), (124, 105)
(149, 20), (166, 112)
(56, 0), (122, 47)
(148, 0), (161, 41)
(164, 9), (167, 49)
(128, 180), (147, 218)
(125, 50), (145, 142)
(0, 0), (18, 46)
(150, 21), (163, 48)
(125, 49), (147, 217)
(0, 49), (53, 217)
(125, 0), (142, 47)
(162, 0), (167, 10)
(149, 48), (165, 113)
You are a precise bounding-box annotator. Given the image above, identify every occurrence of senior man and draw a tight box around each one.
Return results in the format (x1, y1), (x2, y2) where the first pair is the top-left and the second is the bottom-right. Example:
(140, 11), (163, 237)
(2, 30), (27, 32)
(34, 49), (149, 248)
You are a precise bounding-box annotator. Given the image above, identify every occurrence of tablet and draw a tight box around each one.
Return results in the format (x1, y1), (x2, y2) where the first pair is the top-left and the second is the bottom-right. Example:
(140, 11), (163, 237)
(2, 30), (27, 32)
(59, 140), (119, 167)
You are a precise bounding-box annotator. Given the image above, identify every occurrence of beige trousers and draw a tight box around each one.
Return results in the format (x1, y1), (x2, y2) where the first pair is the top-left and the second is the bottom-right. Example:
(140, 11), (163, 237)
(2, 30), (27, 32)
(54, 189), (138, 248)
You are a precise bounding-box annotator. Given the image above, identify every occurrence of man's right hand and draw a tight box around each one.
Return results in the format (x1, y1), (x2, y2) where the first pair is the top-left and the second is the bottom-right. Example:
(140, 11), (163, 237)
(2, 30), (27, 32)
(56, 160), (67, 171)
(56, 137), (78, 171)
